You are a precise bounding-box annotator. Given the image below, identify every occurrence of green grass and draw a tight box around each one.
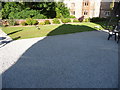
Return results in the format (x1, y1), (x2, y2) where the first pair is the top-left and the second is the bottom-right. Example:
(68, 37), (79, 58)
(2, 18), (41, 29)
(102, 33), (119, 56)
(2, 22), (102, 40)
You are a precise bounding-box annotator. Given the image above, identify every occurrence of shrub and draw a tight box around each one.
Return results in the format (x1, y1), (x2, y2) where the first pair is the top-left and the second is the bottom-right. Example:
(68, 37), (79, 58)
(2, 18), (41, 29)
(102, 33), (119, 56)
(39, 22), (45, 25)
(32, 19), (38, 25)
(52, 18), (60, 24)
(66, 18), (71, 22)
(32, 14), (47, 19)
(2, 20), (9, 27)
(61, 18), (71, 23)
(73, 19), (79, 22)
(7, 19), (16, 26)
(26, 18), (33, 25)
(90, 17), (106, 22)
(55, 3), (70, 18)
(20, 21), (26, 26)
(69, 15), (76, 18)
(44, 20), (51, 24)
(84, 18), (90, 22)
(26, 18), (38, 25)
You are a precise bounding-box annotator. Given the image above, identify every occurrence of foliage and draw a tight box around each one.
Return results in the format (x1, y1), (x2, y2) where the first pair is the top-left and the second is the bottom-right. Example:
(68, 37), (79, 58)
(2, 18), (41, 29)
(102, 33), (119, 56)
(68, 15), (76, 18)
(25, 18), (38, 25)
(52, 18), (60, 24)
(2, 2), (56, 19)
(32, 14), (47, 19)
(44, 20), (51, 24)
(61, 18), (71, 23)
(32, 19), (39, 25)
(8, 9), (47, 19)
(39, 22), (45, 25)
(7, 18), (16, 26)
(20, 21), (26, 26)
(73, 19), (79, 22)
(2, 2), (23, 19)
(2, 20), (9, 27)
(90, 17), (107, 22)
(55, 2), (70, 18)
(2, 2), (70, 19)
(55, 8), (63, 18)
(26, 18), (33, 25)
(84, 18), (90, 22)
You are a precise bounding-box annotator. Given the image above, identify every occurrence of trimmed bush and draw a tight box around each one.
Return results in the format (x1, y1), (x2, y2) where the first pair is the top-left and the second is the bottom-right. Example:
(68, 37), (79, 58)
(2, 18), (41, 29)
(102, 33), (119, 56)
(39, 22), (45, 25)
(32, 19), (38, 25)
(66, 18), (71, 22)
(2, 20), (9, 27)
(73, 19), (79, 22)
(20, 21), (26, 26)
(7, 19), (16, 26)
(69, 15), (76, 18)
(44, 20), (51, 24)
(26, 18), (38, 25)
(90, 17), (106, 22)
(52, 18), (60, 24)
(84, 18), (90, 22)
(26, 18), (33, 25)
(61, 18), (71, 23)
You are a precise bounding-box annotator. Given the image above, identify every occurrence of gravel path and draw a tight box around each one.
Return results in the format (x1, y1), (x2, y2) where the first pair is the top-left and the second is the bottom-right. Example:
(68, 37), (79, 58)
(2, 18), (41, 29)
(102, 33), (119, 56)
(1, 31), (118, 88)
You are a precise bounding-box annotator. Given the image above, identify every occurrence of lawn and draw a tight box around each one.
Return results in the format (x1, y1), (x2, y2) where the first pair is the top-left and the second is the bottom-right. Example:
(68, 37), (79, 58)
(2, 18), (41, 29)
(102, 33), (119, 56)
(2, 22), (103, 40)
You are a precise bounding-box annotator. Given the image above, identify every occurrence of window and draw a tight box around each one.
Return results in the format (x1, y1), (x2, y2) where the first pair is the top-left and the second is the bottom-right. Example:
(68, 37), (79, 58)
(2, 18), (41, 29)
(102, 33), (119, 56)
(105, 11), (110, 16)
(84, 2), (89, 6)
(83, 0), (89, 6)
(83, 10), (88, 15)
(71, 11), (75, 15)
(71, 3), (75, 7)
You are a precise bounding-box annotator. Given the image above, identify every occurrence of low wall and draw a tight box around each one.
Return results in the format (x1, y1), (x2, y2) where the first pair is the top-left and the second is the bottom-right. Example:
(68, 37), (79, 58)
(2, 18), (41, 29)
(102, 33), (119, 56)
(2, 18), (77, 25)
(15, 19), (76, 24)
(15, 19), (55, 24)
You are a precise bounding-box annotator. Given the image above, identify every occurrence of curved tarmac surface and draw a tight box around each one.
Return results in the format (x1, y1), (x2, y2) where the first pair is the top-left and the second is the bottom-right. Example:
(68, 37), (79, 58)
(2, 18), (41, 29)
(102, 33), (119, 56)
(1, 31), (118, 88)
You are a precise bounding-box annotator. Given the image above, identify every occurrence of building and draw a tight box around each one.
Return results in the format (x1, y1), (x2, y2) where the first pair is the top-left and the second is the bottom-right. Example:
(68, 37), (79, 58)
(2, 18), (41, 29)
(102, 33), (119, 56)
(99, 1), (112, 18)
(64, 0), (101, 18)
(100, 0), (120, 18)
(113, 1), (120, 17)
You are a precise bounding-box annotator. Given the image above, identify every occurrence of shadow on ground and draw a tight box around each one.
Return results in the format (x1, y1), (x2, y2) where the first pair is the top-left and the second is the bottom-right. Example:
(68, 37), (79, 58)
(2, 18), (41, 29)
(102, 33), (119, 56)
(7, 29), (23, 35)
(1, 24), (118, 88)
(47, 24), (96, 36)
(0, 36), (21, 48)
(0, 29), (22, 48)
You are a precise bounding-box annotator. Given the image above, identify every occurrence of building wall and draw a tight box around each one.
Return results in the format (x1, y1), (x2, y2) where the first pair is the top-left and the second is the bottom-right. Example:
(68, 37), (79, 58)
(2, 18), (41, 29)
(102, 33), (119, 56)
(99, 2), (111, 18)
(75, 0), (83, 18)
(64, 0), (83, 18)
(92, 1), (101, 17)
(113, 1), (120, 17)
(64, 0), (101, 18)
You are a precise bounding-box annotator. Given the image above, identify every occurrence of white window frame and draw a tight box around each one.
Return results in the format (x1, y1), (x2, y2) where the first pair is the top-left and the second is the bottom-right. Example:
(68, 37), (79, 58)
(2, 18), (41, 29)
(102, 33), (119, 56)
(104, 11), (110, 16)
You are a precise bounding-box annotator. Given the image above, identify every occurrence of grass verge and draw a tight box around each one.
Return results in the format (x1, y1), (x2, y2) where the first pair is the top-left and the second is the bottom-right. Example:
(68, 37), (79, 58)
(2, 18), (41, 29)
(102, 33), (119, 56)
(2, 22), (102, 40)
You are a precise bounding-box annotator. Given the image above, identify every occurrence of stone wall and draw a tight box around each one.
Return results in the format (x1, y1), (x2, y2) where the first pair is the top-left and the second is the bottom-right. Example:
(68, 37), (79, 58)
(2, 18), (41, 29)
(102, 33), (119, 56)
(1, 18), (76, 26)
(15, 19), (54, 24)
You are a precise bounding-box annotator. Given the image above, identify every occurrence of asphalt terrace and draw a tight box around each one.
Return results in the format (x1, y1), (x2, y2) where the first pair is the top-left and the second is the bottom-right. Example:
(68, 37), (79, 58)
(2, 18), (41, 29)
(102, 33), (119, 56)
(1, 30), (118, 88)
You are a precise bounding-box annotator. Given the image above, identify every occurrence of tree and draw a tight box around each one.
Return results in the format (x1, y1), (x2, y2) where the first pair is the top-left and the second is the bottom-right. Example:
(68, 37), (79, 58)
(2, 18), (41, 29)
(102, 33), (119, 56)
(2, 2), (23, 19)
(0, 2), (2, 19)
(2, 2), (70, 19)
(55, 2), (70, 18)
